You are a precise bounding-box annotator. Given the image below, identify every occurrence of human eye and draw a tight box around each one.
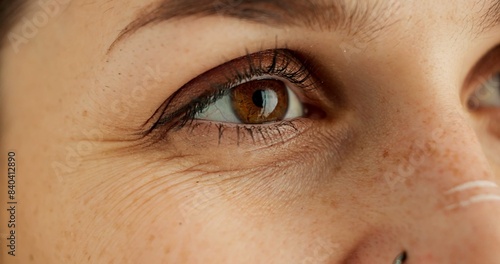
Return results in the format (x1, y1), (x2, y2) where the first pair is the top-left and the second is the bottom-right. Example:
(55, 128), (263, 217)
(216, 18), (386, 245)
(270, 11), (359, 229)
(468, 73), (500, 110)
(466, 45), (500, 137)
(144, 49), (327, 146)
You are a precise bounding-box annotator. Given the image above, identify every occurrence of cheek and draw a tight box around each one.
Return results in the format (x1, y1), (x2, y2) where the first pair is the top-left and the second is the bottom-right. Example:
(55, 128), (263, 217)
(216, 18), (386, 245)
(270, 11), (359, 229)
(48, 157), (283, 262)
(39, 157), (195, 262)
(61, 157), (369, 263)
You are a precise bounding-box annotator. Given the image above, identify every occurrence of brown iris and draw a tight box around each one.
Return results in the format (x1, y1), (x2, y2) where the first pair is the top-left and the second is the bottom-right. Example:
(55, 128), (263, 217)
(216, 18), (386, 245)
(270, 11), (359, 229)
(230, 79), (289, 124)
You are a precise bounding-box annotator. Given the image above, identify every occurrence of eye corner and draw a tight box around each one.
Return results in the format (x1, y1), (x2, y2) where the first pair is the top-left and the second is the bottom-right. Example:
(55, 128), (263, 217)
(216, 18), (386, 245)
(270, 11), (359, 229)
(463, 45), (500, 113)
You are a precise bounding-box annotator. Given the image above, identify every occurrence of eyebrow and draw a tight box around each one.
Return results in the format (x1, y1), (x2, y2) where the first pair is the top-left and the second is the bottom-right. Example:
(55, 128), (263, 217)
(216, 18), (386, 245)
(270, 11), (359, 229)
(108, 0), (398, 52)
(479, 0), (500, 34)
(108, 0), (500, 53)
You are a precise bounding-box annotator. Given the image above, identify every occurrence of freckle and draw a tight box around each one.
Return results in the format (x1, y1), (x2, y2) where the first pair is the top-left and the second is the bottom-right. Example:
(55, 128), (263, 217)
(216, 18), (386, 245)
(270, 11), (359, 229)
(164, 246), (171, 254)
(383, 150), (389, 158)
(29, 254), (34, 261)
(82, 110), (88, 117)
(149, 234), (155, 242)
(82, 196), (90, 206)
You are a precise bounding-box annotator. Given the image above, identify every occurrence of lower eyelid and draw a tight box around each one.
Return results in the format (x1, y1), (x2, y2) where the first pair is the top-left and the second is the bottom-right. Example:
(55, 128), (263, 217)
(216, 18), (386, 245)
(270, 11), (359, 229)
(173, 119), (312, 148)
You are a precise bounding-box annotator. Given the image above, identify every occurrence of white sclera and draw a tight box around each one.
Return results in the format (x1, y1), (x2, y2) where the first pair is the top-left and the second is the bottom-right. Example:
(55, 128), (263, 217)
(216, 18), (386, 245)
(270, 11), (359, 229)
(472, 74), (500, 107)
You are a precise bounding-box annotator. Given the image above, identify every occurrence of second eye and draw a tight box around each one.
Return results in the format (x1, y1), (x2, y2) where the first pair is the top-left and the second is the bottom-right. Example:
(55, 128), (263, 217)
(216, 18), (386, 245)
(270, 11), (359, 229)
(195, 78), (304, 124)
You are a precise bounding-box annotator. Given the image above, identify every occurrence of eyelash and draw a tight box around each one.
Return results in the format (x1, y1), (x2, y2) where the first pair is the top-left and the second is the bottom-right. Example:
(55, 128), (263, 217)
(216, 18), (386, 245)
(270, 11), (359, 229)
(144, 49), (318, 144)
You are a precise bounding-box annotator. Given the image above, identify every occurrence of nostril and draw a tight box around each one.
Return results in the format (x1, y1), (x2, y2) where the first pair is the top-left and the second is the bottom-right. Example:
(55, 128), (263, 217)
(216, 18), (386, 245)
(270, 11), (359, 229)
(393, 251), (407, 264)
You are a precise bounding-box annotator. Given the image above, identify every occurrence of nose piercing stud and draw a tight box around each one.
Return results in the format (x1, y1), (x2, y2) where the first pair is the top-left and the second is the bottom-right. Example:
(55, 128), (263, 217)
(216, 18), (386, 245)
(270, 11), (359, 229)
(393, 251), (407, 264)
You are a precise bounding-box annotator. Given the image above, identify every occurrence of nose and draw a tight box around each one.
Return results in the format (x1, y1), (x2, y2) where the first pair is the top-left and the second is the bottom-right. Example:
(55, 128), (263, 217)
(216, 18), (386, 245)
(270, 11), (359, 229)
(343, 83), (500, 263)
(395, 111), (500, 263)
(378, 101), (500, 263)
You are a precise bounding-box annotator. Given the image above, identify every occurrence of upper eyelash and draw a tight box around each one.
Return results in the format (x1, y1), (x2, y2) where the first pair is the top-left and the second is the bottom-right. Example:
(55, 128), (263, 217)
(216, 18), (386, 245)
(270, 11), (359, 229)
(143, 49), (315, 138)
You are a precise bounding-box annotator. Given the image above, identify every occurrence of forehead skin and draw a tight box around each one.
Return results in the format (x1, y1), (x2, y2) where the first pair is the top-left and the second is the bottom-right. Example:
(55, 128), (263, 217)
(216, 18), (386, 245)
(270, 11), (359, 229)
(1, 0), (500, 263)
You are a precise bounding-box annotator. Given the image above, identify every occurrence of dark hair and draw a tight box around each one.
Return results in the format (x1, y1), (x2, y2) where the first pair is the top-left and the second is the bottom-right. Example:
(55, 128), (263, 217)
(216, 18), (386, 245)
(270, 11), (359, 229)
(0, 0), (27, 44)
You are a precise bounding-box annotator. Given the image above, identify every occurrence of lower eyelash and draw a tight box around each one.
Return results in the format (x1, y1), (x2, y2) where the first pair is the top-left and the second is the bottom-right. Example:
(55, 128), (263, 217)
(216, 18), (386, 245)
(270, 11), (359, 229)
(185, 120), (302, 146)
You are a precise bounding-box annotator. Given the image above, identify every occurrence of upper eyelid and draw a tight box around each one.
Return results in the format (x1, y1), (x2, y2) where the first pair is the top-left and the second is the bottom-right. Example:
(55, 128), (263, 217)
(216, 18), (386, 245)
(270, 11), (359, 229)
(463, 44), (500, 99)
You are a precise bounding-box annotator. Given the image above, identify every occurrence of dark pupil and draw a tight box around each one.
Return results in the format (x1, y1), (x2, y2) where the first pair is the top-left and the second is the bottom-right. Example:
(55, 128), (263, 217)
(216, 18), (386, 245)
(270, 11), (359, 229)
(252, 90), (265, 108)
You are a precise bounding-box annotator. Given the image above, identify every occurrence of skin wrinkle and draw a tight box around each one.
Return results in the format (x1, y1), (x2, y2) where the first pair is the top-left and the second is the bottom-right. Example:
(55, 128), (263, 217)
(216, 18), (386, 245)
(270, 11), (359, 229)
(75, 200), (170, 262)
(479, 0), (500, 33)
(187, 155), (328, 216)
(108, 172), (182, 214)
(81, 153), (298, 223)
(89, 159), (300, 243)
(58, 141), (197, 190)
(75, 169), (213, 261)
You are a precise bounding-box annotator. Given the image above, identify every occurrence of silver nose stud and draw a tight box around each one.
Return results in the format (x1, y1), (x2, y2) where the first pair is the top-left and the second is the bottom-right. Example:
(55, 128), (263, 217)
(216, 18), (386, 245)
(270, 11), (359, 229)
(393, 251), (407, 264)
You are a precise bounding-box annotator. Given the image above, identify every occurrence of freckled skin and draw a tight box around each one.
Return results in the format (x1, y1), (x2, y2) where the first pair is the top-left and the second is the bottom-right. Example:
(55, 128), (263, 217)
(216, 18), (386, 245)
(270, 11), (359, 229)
(1, 0), (500, 263)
